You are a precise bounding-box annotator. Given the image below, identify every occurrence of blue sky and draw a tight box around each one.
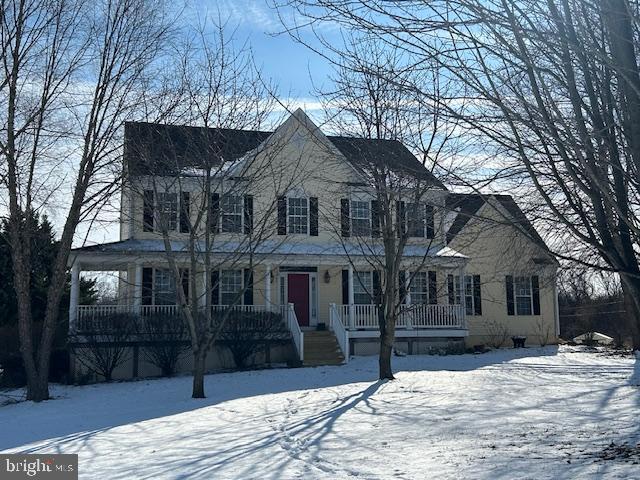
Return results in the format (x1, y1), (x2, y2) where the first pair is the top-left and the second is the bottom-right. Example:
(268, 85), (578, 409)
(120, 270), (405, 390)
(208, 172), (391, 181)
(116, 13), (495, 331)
(191, 0), (337, 108)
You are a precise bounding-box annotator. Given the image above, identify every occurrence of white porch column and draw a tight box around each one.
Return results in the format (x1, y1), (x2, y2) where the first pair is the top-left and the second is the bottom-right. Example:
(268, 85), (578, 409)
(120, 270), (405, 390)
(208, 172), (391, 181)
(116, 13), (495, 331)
(69, 262), (80, 332)
(133, 263), (143, 315)
(265, 264), (272, 311)
(348, 264), (355, 329)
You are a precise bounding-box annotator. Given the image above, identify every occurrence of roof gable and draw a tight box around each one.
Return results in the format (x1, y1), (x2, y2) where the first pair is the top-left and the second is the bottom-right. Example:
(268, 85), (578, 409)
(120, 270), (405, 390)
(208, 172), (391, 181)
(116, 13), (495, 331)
(446, 193), (551, 253)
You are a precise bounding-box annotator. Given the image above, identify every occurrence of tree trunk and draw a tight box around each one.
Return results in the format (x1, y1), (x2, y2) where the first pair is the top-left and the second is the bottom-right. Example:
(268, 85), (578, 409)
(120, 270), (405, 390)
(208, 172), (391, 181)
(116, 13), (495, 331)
(192, 349), (207, 398)
(379, 339), (394, 380)
(379, 311), (396, 380)
(620, 275), (640, 349)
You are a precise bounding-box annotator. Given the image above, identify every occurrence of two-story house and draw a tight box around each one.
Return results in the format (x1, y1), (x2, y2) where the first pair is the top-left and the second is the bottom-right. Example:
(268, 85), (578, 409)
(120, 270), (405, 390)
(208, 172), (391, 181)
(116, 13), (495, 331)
(68, 109), (559, 378)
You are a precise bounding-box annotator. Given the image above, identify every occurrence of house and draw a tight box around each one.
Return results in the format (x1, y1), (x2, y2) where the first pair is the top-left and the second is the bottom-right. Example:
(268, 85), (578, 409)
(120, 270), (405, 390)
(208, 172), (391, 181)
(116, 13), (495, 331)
(67, 109), (559, 378)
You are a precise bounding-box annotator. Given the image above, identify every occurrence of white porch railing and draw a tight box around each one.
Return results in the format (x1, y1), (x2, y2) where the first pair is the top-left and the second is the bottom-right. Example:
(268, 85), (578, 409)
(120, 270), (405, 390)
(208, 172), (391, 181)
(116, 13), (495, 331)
(329, 303), (349, 362)
(338, 304), (466, 330)
(285, 303), (304, 362)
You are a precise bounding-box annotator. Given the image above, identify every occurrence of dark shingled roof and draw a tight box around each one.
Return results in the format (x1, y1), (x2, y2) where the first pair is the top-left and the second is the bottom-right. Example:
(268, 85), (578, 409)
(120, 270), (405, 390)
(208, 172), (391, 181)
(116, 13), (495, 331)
(125, 122), (271, 175)
(125, 122), (445, 187)
(326, 136), (445, 187)
(446, 193), (551, 253)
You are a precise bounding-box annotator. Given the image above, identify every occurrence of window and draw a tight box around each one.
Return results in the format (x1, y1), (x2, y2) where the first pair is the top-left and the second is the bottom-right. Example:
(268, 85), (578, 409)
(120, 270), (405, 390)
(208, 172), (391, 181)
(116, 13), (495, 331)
(220, 270), (243, 305)
(154, 269), (176, 305)
(453, 275), (479, 315)
(351, 201), (371, 236)
(221, 195), (243, 233)
(288, 197), (308, 234)
(409, 272), (429, 304)
(407, 203), (425, 237)
(353, 271), (373, 304)
(407, 203), (435, 238)
(515, 276), (532, 315)
(156, 192), (178, 231)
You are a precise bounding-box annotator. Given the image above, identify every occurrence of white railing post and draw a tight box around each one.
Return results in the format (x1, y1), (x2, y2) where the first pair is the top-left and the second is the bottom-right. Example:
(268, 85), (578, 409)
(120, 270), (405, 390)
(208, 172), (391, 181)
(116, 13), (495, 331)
(348, 265), (355, 329)
(330, 303), (349, 363)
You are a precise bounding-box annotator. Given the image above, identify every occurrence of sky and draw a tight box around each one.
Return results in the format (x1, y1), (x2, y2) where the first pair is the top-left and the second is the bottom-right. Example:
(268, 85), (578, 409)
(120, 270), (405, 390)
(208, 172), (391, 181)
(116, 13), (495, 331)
(191, 0), (337, 114)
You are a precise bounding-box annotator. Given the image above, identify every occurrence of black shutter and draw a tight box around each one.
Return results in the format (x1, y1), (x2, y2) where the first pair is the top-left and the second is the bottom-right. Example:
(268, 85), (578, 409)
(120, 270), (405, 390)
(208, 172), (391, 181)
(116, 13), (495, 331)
(425, 204), (435, 239)
(473, 274), (482, 315)
(373, 271), (381, 305)
(309, 197), (319, 236)
(506, 275), (515, 315)
(396, 201), (406, 238)
(341, 270), (349, 304)
(211, 270), (220, 305)
(399, 270), (407, 304)
(142, 267), (153, 305)
(211, 193), (220, 233)
(532, 275), (540, 315)
(428, 271), (438, 304)
(180, 192), (190, 233)
(371, 200), (381, 238)
(143, 190), (154, 232)
(244, 269), (253, 305)
(447, 274), (455, 305)
(277, 196), (287, 235)
(244, 195), (253, 234)
(180, 268), (189, 304)
(340, 199), (350, 237)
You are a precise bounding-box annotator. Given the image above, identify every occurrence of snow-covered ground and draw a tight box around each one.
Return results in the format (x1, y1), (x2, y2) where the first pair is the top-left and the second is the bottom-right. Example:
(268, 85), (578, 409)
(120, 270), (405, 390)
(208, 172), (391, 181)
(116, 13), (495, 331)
(1, 346), (639, 479)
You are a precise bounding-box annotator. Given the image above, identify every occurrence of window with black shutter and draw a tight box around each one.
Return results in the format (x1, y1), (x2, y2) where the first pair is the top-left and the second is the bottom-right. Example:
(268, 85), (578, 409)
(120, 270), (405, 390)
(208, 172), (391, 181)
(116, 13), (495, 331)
(180, 192), (190, 233)
(143, 190), (154, 232)
(309, 197), (319, 236)
(210, 193), (220, 233)
(277, 196), (287, 235)
(428, 271), (437, 304)
(506, 275), (515, 315)
(396, 201), (406, 237)
(244, 195), (253, 234)
(340, 199), (350, 237)
(371, 200), (381, 238)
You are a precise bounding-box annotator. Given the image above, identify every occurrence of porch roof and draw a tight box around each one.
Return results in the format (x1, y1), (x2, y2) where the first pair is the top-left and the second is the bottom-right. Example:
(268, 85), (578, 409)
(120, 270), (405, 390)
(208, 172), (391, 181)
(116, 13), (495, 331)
(69, 238), (467, 268)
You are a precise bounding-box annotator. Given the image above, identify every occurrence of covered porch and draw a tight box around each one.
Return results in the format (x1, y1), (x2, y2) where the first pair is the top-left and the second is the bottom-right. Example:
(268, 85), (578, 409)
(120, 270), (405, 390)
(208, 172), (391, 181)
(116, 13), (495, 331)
(68, 239), (469, 363)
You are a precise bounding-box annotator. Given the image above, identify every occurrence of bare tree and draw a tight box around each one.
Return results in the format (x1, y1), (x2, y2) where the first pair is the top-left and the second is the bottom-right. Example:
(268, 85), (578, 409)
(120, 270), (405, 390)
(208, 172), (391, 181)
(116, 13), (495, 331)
(122, 20), (307, 397)
(313, 37), (457, 379)
(0, 0), (173, 400)
(277, 0), (640, 349)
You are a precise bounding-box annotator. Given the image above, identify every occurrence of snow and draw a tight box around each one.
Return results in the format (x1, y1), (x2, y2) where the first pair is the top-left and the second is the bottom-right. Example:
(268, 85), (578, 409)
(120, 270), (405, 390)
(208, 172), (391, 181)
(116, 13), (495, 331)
(1, 346), (639, 479)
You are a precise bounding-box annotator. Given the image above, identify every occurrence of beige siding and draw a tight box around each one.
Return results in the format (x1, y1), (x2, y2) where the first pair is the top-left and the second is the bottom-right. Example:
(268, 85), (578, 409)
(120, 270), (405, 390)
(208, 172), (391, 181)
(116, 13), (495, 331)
(448, 200), (558, 347)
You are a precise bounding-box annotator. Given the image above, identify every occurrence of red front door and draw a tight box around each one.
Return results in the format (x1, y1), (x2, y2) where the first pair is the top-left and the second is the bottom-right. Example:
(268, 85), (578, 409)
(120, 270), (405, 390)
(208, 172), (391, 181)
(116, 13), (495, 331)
(287, 273), (309, 326)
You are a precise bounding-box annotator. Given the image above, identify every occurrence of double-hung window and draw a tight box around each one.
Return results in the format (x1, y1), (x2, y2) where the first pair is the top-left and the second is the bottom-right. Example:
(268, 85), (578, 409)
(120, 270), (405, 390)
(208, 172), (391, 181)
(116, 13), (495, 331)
(156, 192), (178, 231)
(406, 202), (435, 238)
(452, 275), (477, 315)
(220, 269), (243, 305)
(351, 201), (371, 236)
(288, 197), (308, 234)
(353, 271), (373, 304)
(221, 195), (243, 233)
(154, 269), (177, 305)
(410, 272), (429, 304)
(515, 276), (533, 315)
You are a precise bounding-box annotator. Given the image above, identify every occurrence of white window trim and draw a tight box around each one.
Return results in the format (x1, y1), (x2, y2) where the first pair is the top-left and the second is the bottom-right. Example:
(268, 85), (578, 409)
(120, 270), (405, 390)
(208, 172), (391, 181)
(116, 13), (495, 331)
(514, 275), (534, 316)
(220, 194), (244, 234)
(155, 191), (179, 232)
(353, 271), (374, 305)
(350, 200), (372, 237)
(409, 271), (431, 305)
(287, 196), (310, 235)
(219, 269), (245, 306)
(453, 274), (477, 316)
